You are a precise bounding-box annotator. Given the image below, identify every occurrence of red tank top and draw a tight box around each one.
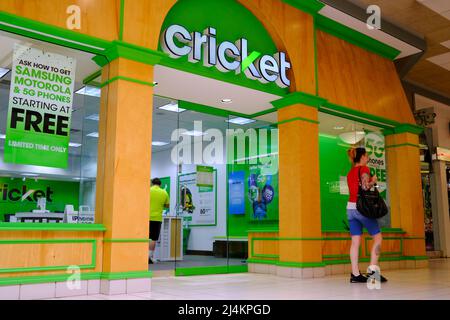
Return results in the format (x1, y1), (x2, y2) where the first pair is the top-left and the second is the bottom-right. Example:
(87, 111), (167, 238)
(347, 165), (370, 203)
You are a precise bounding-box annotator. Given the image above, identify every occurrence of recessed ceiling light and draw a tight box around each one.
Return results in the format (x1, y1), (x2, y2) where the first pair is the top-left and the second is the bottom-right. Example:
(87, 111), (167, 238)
(158, 103), (186, 113)
(69, 142), (82, 148)
(226, 117), (256, 125)
(87, 132), (99, 138)
(182, 130), (207, 137)
(152, 141), (170, 146)
(221, 99), (233, 104)
(85, 114), (99, 121)
(0, 133), (6, 139)
(333, 126), (345, 130)
(75, 85), (101, 97)
(0, 68), (10, 79)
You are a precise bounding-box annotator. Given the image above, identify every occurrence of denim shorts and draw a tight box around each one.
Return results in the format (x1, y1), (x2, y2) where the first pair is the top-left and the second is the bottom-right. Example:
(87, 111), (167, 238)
(347, 208), (381, 236)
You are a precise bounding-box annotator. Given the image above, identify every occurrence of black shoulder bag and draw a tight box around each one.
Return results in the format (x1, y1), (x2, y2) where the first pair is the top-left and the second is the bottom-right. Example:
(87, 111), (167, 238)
(356, 167), (388, 219)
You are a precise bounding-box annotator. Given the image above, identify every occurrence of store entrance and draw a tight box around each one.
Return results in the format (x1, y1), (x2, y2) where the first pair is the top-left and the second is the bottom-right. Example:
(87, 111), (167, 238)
(148, 66), (281, 276)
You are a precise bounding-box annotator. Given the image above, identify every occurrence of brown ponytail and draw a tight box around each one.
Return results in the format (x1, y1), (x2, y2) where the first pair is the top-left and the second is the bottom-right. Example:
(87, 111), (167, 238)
(347, 147), (367, 166)
(347, 148), (356, 165)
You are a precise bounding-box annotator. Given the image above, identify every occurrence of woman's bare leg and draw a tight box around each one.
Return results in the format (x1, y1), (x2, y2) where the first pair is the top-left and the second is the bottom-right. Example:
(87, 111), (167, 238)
(350, 235), (361, 275)
(370, 233), (382, 267)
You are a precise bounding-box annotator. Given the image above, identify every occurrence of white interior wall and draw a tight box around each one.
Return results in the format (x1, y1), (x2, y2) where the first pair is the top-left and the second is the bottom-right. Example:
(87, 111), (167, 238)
(151, 148), (227, 252)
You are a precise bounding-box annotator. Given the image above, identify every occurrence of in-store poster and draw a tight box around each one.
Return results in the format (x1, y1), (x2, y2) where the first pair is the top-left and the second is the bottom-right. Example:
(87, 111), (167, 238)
(196, 165), (214, 191)
(0, 177), (80, 222)
(179, 172), (216, 226)
(228, 171), (245, 215)
(247, 165), (277, 221)
(4, 44), (76, 168)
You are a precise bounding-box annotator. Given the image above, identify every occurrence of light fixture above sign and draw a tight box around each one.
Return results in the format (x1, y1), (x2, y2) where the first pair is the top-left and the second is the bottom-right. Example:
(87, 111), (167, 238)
(339, 131), (365, 145)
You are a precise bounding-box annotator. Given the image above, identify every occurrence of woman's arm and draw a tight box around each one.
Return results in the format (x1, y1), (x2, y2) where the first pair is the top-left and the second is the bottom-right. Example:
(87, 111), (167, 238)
(361, 173), (377, 190)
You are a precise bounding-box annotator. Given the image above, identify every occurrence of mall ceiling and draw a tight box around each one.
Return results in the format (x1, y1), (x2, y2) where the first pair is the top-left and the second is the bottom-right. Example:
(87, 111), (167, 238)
(322, 0), (450, 106)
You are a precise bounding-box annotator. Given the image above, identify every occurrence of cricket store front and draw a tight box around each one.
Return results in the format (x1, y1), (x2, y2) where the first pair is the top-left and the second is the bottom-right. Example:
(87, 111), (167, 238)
(0, 0), (428, 299)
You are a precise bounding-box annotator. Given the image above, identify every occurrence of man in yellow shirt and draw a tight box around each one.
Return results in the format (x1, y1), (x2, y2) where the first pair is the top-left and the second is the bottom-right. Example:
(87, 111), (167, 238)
(149, 178), (170, 264)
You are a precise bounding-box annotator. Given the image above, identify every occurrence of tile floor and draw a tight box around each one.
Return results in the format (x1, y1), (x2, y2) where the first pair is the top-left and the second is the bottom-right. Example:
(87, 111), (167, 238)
(50, 259), (450, 300)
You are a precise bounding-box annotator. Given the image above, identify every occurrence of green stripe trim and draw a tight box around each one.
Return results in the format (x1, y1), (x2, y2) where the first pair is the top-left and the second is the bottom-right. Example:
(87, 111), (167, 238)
(247, 229), (279, 233)
(277, 261), (326, 268)
(271, 91), (327, 109)
(253, 254), (279, 259)
(282, 0), (325, 15)
(323, 254), (350, 259)
(103, 238), (149, 243)
(175, 265), (248, 276)
(83, 69), (102, 86)
(315, 14), (401, 60)
(0, 239), (96, 273)
(277, 117), (319, 126)
(119, 0), (125, 41)
(0, 272), (102, 287)
(0, 11), (110, 55)
(248, 256), (428, 268)
(386, 143), (420, 149)
(100, 271), (153, 280)
(383, 124), (424, 136)
(0, 223), (106, 231)
(247, 259), (325, 268)
(95, 40), (168, 67)
(0, 271), (154, 287)
(213, 236), (248, 240)
(320, 101), (399, 129)
(100, 76), (155, 88)
(403, 256), (428, 260)
(249, 108), (277, 119)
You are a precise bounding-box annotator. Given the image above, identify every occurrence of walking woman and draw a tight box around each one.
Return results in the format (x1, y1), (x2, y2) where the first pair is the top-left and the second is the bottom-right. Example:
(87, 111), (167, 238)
(347, 147), (387, 283)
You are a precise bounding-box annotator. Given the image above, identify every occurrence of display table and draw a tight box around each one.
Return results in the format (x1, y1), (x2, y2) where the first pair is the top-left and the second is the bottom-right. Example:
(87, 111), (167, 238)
(14, 212), (65, 223)
(155, 216), (183, 261)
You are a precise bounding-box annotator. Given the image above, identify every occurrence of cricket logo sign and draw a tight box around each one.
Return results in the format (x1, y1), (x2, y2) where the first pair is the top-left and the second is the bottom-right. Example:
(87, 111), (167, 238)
(4, 44), (76, 168)
(161, 24), (291, 88)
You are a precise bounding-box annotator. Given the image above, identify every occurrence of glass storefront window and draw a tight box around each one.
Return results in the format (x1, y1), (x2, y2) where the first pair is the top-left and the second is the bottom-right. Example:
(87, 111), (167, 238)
(0, 30), (102, 223)
(149, 96), (277, 274)
(318, 112), (391, 231)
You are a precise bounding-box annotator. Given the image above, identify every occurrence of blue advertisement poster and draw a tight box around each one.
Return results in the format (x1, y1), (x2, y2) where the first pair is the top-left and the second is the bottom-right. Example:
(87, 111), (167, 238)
(228, 171), (245, 215)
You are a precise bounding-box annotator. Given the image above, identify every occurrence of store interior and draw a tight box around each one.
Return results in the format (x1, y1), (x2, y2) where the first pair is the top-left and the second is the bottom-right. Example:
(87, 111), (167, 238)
(0, 28), (392, 275)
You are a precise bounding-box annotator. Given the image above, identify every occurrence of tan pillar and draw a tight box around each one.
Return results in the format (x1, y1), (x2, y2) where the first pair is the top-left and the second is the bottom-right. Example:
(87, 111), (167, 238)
(385, 128), (427, 263)
(273, 93), (326, 276)
(95, 57), (155, 287)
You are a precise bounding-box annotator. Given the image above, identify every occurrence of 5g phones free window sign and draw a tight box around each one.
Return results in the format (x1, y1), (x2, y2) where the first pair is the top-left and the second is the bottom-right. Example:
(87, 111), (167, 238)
(178, 170), (217, 227)
(365, 131), (387, 197)
(4, 44), (76, 169)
